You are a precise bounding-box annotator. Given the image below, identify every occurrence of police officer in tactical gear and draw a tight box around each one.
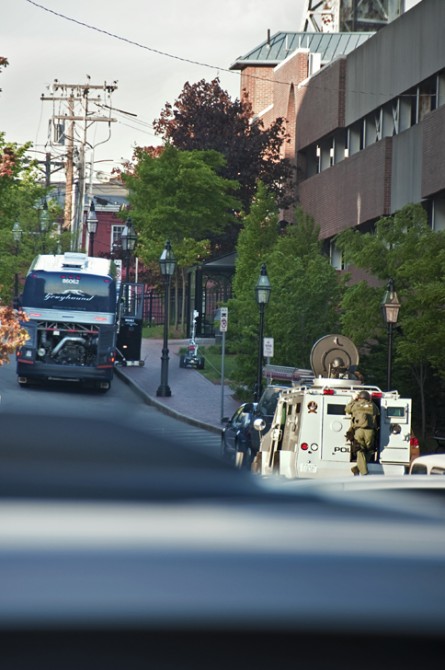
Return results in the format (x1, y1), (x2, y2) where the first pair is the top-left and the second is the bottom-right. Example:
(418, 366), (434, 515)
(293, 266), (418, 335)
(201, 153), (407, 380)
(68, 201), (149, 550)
(345, 390), (380, 475)
(329, 357), (348, 378)
(329, 357), (365, 382)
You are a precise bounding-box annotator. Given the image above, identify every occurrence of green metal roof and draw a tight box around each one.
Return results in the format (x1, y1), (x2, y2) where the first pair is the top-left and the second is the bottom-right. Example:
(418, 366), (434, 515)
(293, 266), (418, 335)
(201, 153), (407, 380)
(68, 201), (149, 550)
(230, 31), (375, 70)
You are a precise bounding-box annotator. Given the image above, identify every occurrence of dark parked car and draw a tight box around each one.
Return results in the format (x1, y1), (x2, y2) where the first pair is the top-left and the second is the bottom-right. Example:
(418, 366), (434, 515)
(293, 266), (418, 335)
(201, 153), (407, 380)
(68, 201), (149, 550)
(221, 385), (287, 468)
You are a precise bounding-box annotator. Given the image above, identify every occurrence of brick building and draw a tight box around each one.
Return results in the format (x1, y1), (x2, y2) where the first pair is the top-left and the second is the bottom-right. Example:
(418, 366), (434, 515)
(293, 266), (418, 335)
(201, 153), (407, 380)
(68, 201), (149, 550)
(230, 0), (445, 268)
(80, 181), (129, 261)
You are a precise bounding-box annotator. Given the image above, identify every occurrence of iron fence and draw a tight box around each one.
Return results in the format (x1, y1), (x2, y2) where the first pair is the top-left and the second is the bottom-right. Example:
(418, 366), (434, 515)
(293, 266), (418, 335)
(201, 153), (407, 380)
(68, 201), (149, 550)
(142, 286), (225, 337)
(143, 289), (164, 326)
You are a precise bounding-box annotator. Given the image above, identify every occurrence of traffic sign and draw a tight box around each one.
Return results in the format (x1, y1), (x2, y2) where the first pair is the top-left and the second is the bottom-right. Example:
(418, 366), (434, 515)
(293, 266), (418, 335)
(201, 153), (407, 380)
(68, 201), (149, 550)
(220, 308), (228, 333)
(263, 337), (274, 358)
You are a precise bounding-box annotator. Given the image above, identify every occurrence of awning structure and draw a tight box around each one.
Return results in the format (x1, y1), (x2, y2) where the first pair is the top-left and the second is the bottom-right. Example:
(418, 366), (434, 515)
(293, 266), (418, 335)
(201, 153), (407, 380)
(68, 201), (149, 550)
(187, 252), (236, 338)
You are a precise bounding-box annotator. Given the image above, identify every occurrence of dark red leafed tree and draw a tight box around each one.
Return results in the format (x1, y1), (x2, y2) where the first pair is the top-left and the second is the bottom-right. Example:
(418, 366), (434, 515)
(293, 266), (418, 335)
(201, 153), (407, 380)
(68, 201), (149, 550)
(153, 78), (294, 215)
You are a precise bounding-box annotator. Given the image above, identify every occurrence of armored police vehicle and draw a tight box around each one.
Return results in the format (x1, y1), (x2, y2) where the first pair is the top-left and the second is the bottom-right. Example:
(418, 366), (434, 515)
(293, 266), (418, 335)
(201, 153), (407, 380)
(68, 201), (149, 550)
(252, 335), (412, 478)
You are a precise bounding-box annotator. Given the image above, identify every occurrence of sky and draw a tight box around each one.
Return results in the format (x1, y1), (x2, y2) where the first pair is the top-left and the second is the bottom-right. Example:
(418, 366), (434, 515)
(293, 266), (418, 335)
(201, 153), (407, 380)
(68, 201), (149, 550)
(1, 0), (421, 181)
(0, 0), (307, 179)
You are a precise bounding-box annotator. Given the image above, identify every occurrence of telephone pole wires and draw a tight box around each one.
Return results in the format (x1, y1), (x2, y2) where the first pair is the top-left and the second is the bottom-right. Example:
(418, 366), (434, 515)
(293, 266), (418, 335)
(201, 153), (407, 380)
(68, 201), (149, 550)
(40, 79), (117, 250)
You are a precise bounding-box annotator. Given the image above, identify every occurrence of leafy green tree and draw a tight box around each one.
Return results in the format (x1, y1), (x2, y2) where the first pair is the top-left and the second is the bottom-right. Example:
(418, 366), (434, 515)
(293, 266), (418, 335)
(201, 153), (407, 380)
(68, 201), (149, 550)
(122, 144), (240, 330)
(267, 213), (344, 369)
(229, 184), (343, 396)
(335, 203), (445, 438)
(152, 78), (294, 232)
(0, 132), (66, 361)
(0, 134), (65, 303)
(228, 182), (279, 393)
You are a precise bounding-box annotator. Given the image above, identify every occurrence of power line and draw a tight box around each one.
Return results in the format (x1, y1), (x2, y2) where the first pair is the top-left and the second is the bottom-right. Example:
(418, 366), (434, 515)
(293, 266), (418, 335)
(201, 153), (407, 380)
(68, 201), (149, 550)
(25, 0), (240, 77)
(25, 0), (406, 97)
(116, 120), (157, 137)
(24, 1), (413, 103)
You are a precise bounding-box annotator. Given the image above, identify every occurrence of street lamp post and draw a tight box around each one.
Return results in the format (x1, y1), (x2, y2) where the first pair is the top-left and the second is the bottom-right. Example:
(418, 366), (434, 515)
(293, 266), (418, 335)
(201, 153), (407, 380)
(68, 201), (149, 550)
(121, 218), (137, 315)
(121, 218), (137, 283)
(254, 263), (272, 402)
(12, 221), (23, 304)
(157, 240), (176, 398)
(381, 278), (401, 391)
(86, 199), (98, 256)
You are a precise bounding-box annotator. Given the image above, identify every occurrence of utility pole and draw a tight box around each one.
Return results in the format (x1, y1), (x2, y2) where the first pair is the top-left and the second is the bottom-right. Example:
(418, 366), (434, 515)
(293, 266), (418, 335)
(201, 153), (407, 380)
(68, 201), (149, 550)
(65, 93), (75, 240)
(41, 80), (117, 250)
(35, 151), (65, 187)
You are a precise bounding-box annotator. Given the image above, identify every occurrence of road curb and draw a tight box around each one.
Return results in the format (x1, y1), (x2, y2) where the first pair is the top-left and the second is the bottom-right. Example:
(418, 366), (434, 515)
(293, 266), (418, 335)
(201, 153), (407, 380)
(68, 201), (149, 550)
(115, 366), (222, 435)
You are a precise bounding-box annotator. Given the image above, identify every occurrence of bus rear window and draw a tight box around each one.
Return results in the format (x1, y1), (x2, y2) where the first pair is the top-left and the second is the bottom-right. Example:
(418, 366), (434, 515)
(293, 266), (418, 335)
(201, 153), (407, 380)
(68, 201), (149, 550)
(22, 272), (116, 313)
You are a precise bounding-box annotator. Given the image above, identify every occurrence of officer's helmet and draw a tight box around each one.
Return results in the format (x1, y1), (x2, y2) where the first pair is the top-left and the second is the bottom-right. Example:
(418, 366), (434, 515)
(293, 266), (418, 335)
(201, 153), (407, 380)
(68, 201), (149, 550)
(332, 357), (345, 368)
(358, 390), (371, 401)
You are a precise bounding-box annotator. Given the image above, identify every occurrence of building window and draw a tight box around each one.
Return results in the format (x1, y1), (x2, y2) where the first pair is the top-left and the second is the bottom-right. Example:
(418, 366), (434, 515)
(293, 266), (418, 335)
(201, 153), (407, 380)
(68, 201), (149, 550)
(329, 240), (344, 270)
(419, 76), (437, 120)
(391, 99), (399, 136)
(111, 224), (125, 251)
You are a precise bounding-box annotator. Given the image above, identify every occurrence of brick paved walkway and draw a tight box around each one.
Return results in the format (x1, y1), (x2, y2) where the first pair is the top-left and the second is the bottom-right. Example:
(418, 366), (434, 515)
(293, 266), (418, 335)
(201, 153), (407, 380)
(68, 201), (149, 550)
(115, 338), (240, 434)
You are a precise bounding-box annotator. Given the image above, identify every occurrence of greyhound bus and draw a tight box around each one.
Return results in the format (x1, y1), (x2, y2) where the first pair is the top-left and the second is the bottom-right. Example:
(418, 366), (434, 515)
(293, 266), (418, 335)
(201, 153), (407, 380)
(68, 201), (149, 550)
(16, 252), (120, 391)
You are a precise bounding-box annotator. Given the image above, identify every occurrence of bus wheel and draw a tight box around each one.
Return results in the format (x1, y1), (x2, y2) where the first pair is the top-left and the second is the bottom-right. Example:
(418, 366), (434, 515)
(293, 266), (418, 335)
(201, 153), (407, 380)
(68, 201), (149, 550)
(97, 382), (111, 393)
(18, 376), (28, 386)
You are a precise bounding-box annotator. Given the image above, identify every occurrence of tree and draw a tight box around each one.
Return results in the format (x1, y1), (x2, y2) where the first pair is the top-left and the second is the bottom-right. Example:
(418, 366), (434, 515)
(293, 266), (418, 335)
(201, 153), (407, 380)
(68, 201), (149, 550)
(122, 144), (240, 329)
(152, 78), (294, 225)
(228, 182), (279, 394)
(0, 133), (55, 303)
(266, 213), (344, 369)
(228, 183), (342, 396)
(0, 56), (8, 92)
(0, 303), (28, 365)
(335, 203), (445, 439)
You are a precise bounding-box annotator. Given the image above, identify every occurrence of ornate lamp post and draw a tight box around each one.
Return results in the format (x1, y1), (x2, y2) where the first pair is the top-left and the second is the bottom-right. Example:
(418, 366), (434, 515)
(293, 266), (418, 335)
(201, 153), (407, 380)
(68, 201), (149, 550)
(121, 218), (137, 315)
(121, 218), (137, 283)
(254, 263), (272, 401)
(86, 199), (98, 256)
(12, 221), (23, 304)
(381, 278), (401, 391)
(157, 240), (176, 398)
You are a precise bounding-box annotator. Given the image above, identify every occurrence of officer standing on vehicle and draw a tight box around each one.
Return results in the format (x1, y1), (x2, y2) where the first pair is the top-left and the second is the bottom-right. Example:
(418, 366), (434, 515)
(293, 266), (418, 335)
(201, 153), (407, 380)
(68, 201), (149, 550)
(345, 390), (380, 476)
(329, 358), (348, 378)
(329, 357), (365, 382)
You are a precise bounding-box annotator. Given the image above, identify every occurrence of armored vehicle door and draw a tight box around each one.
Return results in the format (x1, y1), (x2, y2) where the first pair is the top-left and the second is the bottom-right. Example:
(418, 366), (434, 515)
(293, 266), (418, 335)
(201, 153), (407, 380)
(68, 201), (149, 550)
(320, 394), (352, 463)
(379, 397), (412, 466)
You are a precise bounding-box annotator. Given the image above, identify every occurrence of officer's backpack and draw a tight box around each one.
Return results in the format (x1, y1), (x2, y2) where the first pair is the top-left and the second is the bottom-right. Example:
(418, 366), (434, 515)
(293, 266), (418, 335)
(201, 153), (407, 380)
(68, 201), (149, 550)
(352, 405), (375, 429)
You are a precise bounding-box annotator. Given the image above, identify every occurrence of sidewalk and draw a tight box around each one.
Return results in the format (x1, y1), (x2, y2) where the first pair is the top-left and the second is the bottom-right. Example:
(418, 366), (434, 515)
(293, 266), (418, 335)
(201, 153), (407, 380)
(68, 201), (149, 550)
(114, 338), (241, 434)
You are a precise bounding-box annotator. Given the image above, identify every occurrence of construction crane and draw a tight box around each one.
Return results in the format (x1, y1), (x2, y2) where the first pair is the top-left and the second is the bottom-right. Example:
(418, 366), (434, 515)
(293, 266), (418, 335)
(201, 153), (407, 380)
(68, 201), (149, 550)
(301, 0), (406, 33)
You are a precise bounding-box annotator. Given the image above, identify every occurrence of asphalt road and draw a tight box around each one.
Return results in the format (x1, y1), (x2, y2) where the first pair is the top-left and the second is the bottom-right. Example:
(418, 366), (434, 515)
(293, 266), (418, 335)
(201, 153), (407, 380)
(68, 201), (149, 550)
(0, 358), (222, 461)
